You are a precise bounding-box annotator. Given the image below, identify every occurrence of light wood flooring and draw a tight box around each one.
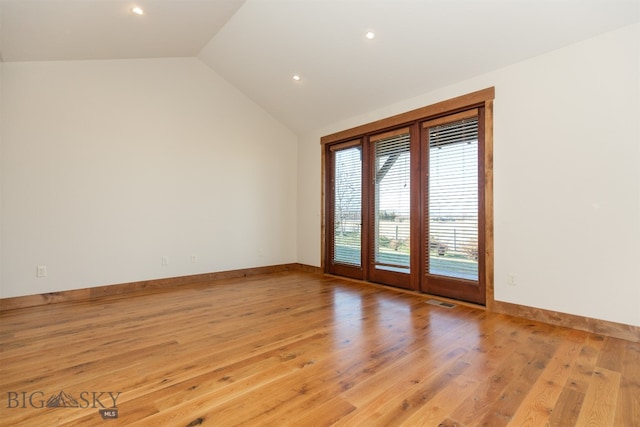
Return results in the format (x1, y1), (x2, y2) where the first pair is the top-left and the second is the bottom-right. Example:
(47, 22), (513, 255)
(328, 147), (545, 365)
(1, 271), (638, 426)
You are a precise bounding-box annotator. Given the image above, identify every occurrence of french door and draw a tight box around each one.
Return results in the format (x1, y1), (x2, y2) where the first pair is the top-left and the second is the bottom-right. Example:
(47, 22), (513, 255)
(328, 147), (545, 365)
(325, 99), (489, 305)
(326, 139), (364, 280)
(420, 109), (485, 304)
(367, 127), (417, 290)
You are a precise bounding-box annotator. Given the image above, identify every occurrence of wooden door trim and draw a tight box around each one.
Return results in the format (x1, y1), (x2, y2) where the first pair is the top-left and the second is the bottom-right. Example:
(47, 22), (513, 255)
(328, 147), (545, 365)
(321, 87), (494, 145)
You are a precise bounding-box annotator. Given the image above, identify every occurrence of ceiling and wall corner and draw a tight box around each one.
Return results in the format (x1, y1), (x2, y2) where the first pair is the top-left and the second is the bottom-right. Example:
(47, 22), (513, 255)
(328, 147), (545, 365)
(0, 0), (637, 134)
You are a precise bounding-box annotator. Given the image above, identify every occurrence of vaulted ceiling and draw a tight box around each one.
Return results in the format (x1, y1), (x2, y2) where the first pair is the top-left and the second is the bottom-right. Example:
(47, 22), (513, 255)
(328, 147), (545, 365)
(1, 0), (638, 133)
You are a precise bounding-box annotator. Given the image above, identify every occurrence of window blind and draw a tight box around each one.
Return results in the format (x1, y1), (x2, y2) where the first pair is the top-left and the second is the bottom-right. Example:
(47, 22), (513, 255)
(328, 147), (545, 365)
(332, 145), (362, 266)
(373, 132), (411, 270)
(427, 117), (478, 280)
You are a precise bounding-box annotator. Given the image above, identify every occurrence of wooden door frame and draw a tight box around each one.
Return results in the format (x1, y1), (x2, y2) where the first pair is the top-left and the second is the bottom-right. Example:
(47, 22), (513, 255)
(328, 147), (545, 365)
(419, 107), (486, 305)
(321, 87), (494, 308)
(324, 139), (365, 280)
(365, 124), (418, 291)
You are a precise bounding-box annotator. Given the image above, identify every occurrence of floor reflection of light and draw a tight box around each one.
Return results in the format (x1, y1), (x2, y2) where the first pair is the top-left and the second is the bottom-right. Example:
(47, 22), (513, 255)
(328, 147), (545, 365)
(422, 305), (483, 357)
(325, 285), (370, 382)
(327, 283), (487, 384)
(375, 296), (414, 344)
(331, 287), (363, 351)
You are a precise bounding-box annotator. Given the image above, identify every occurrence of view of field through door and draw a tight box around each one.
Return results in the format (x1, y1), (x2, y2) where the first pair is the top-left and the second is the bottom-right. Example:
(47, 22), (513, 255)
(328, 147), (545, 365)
(326, 139), (364, 280)
(421, 109), (485, 304)
(367, 128), (414, 290)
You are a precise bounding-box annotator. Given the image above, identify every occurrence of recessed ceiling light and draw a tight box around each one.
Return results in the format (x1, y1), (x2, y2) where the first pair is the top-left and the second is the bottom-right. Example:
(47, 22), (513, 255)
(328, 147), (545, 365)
(292, 75), (301, 81)
(131, 6), (144, 15)
(365, 31), (375, 40)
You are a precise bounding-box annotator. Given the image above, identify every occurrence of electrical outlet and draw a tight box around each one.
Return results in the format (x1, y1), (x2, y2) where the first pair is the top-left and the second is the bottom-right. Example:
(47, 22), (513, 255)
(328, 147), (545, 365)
(162, 256), (168, 266)
(508, 274), (517, 286)
(36, 266), (47, 277)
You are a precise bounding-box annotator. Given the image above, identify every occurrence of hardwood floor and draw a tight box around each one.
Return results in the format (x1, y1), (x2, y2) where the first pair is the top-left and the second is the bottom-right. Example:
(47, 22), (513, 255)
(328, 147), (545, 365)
(1, 271), (638, 426)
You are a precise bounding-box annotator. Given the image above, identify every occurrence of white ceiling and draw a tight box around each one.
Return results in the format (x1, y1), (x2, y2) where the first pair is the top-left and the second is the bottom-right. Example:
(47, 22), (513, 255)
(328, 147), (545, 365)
(1, 0), (639, 134)
(0, 0), (246, 61)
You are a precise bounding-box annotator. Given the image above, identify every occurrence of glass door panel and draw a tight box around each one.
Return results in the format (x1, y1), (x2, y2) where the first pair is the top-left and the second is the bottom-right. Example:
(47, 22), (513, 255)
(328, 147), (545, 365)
(428, 118), (479, 280)
(421, 110), (485, 304)
(368, 129), (413, 289)
(333, 146), (362, 267)
(326, 140), (364, 279)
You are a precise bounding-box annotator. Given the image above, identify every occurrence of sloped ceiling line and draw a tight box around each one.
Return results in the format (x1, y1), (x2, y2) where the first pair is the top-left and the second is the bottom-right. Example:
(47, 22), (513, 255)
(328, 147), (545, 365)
(1, 0), (638, 133)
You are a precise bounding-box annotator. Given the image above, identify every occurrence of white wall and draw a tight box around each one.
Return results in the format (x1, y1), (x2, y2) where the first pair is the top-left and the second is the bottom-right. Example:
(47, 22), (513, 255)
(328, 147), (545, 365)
(297, 23), (640, 326)
(1, 57), (298, 298)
